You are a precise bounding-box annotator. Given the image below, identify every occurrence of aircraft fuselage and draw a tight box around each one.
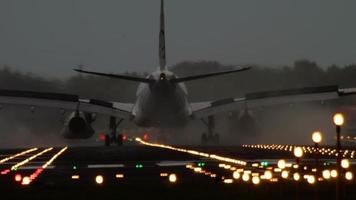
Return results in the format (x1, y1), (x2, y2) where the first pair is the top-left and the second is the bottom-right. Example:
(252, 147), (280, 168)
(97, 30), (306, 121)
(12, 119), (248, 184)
(132, 70), (191, 128)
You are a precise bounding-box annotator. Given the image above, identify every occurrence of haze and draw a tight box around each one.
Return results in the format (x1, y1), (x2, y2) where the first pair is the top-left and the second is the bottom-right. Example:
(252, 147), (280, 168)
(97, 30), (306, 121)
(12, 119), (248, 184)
(0, 0), (355, 78)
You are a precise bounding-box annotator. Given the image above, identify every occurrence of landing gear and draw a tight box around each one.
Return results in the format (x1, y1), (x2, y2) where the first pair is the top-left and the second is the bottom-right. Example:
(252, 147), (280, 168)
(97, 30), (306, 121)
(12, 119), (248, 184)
(104, 117), (124, 146)
(105, 134), (111, 146)
(201, 116), (220, 145)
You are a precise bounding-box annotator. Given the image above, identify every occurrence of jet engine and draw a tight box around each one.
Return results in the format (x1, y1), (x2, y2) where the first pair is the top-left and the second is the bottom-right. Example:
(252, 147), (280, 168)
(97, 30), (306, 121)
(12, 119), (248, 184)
(62, 112), (96, 139)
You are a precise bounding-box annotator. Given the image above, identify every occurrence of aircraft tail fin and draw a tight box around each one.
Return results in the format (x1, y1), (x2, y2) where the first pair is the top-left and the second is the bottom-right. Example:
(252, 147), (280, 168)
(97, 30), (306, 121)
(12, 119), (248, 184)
(159, 0), (167, 71)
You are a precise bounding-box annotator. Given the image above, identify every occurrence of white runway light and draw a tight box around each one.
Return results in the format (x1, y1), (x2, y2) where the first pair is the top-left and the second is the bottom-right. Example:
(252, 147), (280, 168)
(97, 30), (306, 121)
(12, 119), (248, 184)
(95, 175), (104, 185)
(168, 174), (177, 183)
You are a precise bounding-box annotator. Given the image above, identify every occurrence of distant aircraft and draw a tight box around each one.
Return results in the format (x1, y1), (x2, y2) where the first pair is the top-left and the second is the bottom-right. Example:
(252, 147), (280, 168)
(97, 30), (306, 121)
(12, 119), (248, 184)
(0, 0), (355, 145)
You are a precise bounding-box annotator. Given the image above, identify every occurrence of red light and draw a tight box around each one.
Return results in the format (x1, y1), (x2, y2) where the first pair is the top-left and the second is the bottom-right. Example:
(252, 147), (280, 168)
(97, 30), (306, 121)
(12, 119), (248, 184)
(1, 169), (10, 175)
(98, 133), (106, 141)
(143, 133), (149, 141)
(14, 174), (22, 182)
(122, 135), (128, 141)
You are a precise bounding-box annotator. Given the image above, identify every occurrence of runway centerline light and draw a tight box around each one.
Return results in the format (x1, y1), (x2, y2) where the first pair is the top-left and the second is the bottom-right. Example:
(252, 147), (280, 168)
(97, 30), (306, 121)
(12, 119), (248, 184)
(71, 175), (80, 180)
(223, 179), (233, 184)
(168, 174), (177, 183)
(95, 175), (104, 185)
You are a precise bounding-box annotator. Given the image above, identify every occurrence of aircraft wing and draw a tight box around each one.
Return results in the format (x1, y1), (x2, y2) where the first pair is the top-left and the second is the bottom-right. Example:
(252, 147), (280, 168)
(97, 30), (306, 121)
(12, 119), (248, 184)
(0, 89), (133, 119)
(191, 85), (356, 119)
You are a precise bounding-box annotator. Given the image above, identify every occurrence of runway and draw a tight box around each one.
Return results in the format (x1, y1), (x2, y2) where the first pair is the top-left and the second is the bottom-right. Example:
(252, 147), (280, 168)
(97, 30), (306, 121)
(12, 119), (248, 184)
(0, 138), (356, 199)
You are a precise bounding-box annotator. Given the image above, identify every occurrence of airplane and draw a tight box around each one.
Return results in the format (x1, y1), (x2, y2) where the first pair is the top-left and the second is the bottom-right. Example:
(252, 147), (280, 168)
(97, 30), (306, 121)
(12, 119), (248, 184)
(0, 0), (355, 146)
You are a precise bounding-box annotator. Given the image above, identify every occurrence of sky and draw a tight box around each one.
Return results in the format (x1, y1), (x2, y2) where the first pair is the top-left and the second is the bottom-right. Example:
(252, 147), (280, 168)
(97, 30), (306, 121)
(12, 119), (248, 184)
(0, 0), (355, 78)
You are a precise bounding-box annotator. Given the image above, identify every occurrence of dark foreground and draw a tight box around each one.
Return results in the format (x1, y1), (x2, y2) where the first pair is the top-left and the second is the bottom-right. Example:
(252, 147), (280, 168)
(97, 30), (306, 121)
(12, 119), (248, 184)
(0, 143), (355, 200)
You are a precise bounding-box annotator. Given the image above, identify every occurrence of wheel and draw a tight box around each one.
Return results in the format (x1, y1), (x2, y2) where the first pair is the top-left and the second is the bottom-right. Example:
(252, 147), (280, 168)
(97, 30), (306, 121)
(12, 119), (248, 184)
(105, 134), (111, 146)
(117, 134), (123, 146)
(201, 133), (208, 145)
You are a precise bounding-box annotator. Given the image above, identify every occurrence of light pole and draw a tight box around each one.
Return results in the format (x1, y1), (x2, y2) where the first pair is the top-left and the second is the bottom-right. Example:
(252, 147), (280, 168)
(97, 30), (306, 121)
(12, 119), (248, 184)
(312, 131), (322, 200)
(333, 113), (344, 200)
(312, 131), (322, 170)
(294, 146), (303, 200)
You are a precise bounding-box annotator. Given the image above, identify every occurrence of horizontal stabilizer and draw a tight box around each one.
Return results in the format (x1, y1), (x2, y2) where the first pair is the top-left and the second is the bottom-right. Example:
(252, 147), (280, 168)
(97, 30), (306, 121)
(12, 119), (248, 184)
(171, 66), (251, 83)
(74, 69), (154, 83)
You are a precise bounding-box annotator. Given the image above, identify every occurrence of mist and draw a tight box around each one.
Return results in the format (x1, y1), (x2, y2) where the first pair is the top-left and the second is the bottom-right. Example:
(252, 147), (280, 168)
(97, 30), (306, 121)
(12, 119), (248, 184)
(0, 60), (355, 147)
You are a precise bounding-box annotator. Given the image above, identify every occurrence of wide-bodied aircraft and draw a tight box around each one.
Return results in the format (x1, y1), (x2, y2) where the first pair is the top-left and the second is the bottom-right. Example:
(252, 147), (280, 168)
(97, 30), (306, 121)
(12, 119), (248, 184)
(0, 0), (355, 145)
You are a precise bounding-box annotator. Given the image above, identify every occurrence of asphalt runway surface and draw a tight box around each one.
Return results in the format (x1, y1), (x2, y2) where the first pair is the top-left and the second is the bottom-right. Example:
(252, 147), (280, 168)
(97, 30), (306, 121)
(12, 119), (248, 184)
(1, 139), (356, 200)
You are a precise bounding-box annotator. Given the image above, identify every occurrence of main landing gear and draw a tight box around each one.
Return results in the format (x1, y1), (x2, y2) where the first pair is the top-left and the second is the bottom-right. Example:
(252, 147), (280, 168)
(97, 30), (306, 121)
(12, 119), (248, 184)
(201, 116), (220, 145)
(105, 117), (124, 147)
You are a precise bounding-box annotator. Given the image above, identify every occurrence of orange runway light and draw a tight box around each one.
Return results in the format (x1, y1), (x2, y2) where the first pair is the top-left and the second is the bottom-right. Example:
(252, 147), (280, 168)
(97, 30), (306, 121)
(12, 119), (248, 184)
(0, 148), (38, 164)
(14, 174), (22, 182)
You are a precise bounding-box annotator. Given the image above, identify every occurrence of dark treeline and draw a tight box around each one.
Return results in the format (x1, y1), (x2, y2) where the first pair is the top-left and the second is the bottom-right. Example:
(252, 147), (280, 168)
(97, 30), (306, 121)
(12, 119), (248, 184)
(1, 59), (356, 102)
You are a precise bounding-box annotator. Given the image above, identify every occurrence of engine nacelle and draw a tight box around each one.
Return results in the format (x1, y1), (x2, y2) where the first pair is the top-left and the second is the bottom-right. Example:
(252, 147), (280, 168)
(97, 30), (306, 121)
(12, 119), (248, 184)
(62, 112), (95, 139)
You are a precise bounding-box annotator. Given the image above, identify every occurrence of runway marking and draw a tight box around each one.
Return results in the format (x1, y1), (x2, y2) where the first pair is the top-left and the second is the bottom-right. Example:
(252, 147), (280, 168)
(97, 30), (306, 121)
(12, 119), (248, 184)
(156, 161), (197, 167)
(18, 165), (55, 170)
(0, 148), (38, 164)
(135, 138), (247, 166)
(23, 147), (67, 185)
(87, 164), (124, 169)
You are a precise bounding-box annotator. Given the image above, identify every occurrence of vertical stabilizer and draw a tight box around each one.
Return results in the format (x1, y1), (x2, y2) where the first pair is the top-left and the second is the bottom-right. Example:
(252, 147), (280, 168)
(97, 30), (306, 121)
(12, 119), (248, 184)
(159, 0), (167, 71)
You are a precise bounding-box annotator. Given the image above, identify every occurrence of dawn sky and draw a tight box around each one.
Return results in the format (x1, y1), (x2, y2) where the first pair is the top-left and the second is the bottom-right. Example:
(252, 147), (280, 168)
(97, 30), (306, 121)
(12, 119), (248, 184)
(0, 0), (355, 78)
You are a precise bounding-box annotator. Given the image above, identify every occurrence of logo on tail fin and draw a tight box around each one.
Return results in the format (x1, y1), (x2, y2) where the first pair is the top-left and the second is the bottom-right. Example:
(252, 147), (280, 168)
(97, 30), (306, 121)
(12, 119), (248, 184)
(159, 0), (167, 71)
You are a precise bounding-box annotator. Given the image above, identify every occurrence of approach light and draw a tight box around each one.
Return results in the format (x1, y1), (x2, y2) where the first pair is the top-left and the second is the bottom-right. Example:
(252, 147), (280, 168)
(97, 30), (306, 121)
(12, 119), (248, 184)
(312, 131), (322, 144)
(294, 147), (303, 158)
(333, 113), (344, 126)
